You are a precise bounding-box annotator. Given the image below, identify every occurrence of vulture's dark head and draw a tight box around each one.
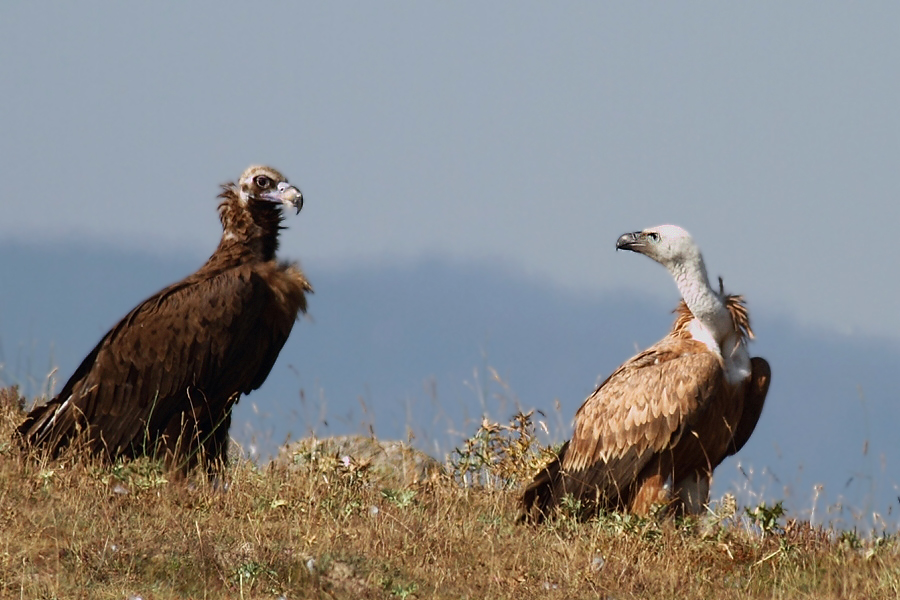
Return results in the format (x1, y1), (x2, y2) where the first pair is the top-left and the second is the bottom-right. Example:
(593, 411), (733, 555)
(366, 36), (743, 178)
(218, 165), (304, 259)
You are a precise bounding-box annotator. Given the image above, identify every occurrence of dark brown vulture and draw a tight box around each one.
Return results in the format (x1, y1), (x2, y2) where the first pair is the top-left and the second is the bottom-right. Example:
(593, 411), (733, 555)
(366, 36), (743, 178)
(18, 165), (312, 471)
(520, 224), (770, 522)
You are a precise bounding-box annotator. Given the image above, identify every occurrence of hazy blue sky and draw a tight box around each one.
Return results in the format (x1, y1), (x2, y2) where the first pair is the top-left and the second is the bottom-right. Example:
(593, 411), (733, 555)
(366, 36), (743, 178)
(2, 3), (899, 340)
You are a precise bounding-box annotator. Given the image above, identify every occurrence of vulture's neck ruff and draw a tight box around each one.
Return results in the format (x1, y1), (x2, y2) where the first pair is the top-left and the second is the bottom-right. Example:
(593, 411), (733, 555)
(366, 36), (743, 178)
(617, 224), (751, 383)
(217, 191), (285, 261)
(215, 166), (303, 262)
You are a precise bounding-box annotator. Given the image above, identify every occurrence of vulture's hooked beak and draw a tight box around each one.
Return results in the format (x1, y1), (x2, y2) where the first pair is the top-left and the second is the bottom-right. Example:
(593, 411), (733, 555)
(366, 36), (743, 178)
(262, 182), (304, 214)
(616, 231), (644, 252)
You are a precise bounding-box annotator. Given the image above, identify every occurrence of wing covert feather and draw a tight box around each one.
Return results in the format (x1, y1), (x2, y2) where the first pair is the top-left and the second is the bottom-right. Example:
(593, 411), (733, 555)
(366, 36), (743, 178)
(563, 337), (724, 473)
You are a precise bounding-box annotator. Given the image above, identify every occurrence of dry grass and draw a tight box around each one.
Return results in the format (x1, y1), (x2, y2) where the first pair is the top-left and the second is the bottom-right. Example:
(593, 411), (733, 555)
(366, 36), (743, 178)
(1, 386), (898, 600)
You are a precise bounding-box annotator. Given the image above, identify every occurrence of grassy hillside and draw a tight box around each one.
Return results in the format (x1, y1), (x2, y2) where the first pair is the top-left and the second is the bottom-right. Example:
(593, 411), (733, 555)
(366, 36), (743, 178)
(1, 387), (898, 600)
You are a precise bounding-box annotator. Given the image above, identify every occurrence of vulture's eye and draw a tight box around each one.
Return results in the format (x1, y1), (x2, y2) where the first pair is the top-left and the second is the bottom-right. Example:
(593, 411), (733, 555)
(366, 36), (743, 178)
(254, 175), (272, 189)
(648, 232), (660, 242)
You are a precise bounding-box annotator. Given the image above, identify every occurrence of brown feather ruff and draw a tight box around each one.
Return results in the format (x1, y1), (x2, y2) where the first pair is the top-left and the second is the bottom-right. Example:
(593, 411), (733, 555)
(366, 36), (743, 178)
(217, 182), (286, 261)
(17, 166), (311, 472)
(520, 293), (768, 523)
(671, 294), (753, 340)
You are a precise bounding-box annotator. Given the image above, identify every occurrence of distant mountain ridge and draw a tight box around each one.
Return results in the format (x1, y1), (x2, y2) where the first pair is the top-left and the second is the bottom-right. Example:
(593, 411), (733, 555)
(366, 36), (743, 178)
(1, 241), (897, 529)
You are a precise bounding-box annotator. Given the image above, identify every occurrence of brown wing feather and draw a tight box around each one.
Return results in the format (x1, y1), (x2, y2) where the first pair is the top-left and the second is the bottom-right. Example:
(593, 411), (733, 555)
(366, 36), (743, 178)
(726, 356), (770, 457)
(18, 259), (310, 465)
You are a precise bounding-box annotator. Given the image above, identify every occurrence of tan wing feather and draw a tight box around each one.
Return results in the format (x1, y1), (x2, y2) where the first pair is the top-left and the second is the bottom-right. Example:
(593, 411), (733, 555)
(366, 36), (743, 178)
(563, 335), (724, 474)
(520, 335), (725, 522)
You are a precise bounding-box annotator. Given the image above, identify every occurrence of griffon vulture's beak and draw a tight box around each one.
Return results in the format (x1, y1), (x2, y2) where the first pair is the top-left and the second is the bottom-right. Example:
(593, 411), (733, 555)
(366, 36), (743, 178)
(616, 231), (645, 252)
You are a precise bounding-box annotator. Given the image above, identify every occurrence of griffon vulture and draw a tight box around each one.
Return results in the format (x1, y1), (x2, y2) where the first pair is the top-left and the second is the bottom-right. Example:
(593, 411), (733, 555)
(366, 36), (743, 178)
(520, 225), (770, 521)
(18, 165), (312, 471)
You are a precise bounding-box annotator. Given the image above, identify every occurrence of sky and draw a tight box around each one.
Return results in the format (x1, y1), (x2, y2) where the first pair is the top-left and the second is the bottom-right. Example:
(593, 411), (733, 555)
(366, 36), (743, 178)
(2, 4), (899, 340)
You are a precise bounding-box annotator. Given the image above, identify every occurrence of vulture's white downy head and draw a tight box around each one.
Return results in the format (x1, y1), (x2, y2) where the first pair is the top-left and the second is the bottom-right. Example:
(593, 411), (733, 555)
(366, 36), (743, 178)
(237, 165), (304, 214)
(615, 224), (702, 271)
(617, 223), (728, 333)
